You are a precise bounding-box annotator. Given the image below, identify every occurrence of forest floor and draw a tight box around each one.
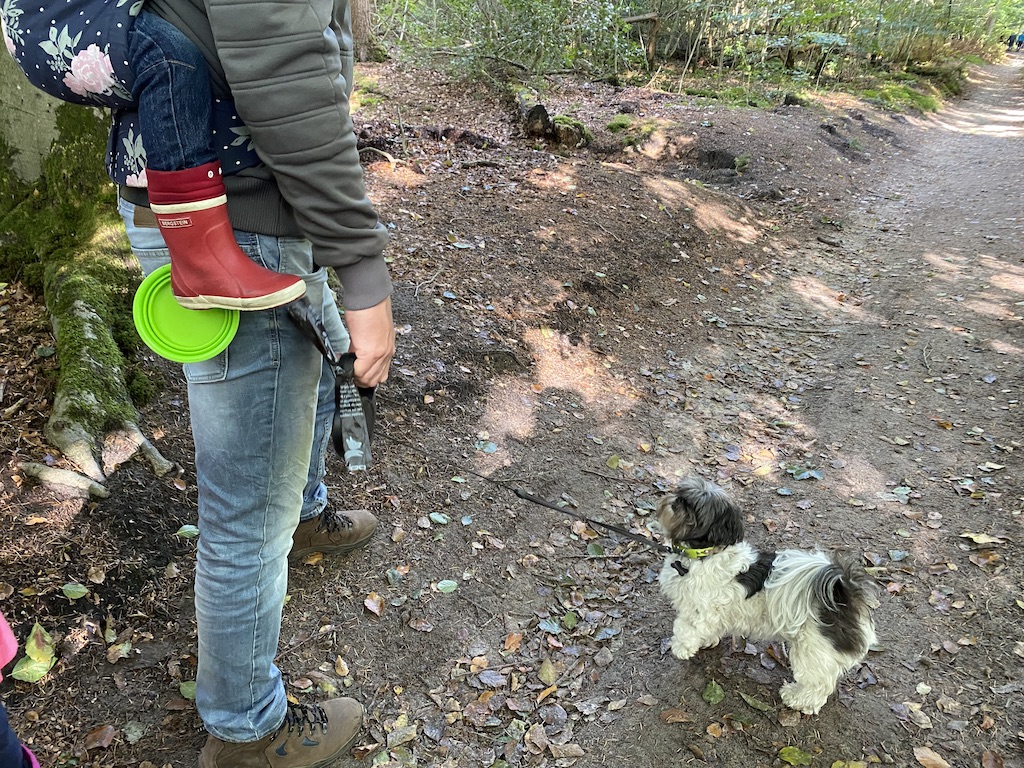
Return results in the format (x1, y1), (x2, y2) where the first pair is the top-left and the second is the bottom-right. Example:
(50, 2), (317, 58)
(1, 55), (1022, 768)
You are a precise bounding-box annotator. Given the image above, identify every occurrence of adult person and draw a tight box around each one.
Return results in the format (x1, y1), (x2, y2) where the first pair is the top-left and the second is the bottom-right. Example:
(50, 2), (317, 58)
(112, 0), (395, 763)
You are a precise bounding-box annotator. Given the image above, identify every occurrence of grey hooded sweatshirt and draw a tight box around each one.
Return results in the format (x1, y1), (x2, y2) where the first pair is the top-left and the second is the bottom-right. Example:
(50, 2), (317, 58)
(134, 0), (391, 310)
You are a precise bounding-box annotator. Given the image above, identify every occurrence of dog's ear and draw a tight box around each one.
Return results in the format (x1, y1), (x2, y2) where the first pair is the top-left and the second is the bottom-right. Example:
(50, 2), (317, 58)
(700, 498), (744, 546)
(662, 477), (744, 546)
(656, 493), (697, 542)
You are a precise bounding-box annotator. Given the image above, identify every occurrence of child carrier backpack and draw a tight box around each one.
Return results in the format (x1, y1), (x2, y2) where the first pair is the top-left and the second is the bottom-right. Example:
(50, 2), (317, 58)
(1, 0), (137, 108)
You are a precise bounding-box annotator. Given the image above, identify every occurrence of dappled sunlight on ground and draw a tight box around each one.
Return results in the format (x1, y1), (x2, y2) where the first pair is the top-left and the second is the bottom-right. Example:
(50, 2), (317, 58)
(786, 274), (878, 324)
(643, 176), (764, 244)
(521, 326), (639, 410)
(928, 66), (1024, 138)
(476, 378), (538, 443)
(525, 167), (578, 193)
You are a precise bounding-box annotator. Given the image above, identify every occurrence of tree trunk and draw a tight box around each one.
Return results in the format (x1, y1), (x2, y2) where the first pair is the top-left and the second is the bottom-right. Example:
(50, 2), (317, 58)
(0, 62), (174, 494)
(351, 0), (383, 62)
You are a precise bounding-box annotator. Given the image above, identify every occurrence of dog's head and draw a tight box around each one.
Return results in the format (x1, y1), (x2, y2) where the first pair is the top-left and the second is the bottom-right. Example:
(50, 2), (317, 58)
(657, 477), (745, 549)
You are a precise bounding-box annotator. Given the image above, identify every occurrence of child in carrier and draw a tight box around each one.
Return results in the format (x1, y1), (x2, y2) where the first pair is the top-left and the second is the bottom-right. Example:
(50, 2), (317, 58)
(0, 1), (305, 311)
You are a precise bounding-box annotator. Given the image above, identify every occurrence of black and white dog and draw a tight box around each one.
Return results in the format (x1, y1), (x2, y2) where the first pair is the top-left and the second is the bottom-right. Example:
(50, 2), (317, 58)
(657, 477), (878, 714)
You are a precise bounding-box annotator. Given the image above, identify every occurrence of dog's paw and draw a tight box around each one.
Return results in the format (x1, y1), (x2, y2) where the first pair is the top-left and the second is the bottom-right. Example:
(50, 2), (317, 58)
(779, 682), (826, 716)
(670, 639), (699, 660)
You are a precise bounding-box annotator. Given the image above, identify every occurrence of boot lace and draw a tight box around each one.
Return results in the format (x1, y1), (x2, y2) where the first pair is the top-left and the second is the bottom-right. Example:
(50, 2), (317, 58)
(282, 701), (329, 735)
(316, 509), (354, 533)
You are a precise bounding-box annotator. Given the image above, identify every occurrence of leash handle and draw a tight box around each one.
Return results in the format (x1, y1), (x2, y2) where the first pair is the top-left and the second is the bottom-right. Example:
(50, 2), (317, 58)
(287, 298), (375, 469)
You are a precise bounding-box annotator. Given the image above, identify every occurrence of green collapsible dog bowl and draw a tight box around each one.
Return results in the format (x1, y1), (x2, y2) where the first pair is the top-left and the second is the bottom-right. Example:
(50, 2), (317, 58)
(133, 264), (239, 363)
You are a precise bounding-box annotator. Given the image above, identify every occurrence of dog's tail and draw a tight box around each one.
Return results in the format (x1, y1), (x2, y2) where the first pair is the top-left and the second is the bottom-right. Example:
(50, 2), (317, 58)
(811, 558), (878, 656)
(769, 553), (878, 656)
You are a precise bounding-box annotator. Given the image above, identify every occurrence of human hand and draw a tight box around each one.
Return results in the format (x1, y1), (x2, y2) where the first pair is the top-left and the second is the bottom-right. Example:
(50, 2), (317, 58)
(345, 296), (394, 388)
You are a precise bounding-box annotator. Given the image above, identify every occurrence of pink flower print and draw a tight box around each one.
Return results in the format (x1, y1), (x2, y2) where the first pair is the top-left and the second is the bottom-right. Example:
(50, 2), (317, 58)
(125, 168), (148, 188)
(63, 45), (116, 98)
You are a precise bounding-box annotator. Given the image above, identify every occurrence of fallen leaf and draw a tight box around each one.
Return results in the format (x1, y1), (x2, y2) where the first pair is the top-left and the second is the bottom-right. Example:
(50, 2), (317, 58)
(739, 692), (774, 713)
(969, 551), (1001, 568)
(702, 679), (725, 705)
(83, 724), (116, 750)
(779, 746), (813, 765)
(549, 743), (585, 758)
(478, 670), (507, 688)
(536, 684), (557, 703)
(960, 531), (1007, 546)
(524, 723), (548, 754)
(981, 751), (1004, 768)
(106, 641), (131, 664)
(913, 746), (950, 768)
(778, 709), (801, 727)
(363, 592), (384, 616)
(538, 659), (558, 685)
(62, 582), (88, 600)
(659, 708), (691, 723)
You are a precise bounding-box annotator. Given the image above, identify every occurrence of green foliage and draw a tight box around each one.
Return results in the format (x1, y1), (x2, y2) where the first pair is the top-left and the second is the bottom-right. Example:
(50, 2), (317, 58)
(126, 368), (159, 407)
(376, 0), (1017, 101)
(606, 114), (633, 132)
(683, 84), (775, 107)
(0, 134), (30, 220)
(377, 0), (646, 78)
(606, 117), (659, 147)
(1, 104), (146, 433)
(858, 79), (942, 111)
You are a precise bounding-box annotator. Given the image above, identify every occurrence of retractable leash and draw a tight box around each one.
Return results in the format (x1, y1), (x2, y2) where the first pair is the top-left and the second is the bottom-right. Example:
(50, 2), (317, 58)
(510, 487), (671, 555)
(287, 298), (375, 471)
(393, 438), (670, 556)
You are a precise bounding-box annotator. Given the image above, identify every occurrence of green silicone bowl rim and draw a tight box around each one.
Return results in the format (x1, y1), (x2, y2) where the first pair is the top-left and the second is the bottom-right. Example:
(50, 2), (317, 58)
(132, 264), (239, 363)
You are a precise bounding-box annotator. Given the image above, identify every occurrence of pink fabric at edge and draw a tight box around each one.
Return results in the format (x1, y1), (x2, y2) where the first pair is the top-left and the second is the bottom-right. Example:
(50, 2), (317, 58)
(0, 611), (18, 680)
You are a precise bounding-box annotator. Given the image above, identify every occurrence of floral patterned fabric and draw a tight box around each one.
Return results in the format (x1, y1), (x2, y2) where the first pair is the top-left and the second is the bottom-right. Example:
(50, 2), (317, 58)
(1, 0), (138, 107)
(107, 99), (261, 186)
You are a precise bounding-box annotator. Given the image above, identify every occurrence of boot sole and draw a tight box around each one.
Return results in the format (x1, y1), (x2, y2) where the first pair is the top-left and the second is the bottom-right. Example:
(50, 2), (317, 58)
(175, 281), (306, 311)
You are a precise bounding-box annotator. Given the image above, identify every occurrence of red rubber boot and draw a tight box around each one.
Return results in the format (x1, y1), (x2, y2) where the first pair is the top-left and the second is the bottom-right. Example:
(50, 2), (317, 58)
(147, 161), (306, 310)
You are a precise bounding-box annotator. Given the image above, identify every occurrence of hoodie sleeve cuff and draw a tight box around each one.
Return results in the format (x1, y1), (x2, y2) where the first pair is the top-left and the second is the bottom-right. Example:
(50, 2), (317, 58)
(333, 256), (393, 311)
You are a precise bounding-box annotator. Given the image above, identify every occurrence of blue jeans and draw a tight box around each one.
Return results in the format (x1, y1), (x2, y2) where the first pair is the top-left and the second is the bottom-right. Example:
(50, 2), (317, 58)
(120, 199), (349, 740)
(126, 11), (217, 172)
(0, 703), (28, 768)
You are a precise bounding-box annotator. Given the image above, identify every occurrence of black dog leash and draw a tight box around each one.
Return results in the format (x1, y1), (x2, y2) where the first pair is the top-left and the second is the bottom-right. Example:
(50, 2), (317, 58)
(510, 486), (670, 555)
(393, 439), (668, 555)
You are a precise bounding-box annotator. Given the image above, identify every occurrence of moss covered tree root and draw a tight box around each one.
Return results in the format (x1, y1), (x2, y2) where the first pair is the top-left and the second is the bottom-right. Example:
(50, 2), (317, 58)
(1, 105), (174, 494)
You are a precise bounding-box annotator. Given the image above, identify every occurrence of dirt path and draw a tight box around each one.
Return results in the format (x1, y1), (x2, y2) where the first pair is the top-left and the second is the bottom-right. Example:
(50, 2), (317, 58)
(2, 62), (1023, 768)
(514, 62), (1024, 767)
(342, 63), (1024, 767)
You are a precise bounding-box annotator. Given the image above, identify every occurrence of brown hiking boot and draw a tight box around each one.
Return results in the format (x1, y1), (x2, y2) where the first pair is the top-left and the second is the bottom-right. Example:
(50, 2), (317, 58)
(290, 508), (377, 562)
(199, 698), (362, 768)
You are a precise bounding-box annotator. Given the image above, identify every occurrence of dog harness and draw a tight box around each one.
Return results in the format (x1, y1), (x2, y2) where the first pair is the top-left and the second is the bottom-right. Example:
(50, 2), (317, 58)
(670, 547), (777, 599)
